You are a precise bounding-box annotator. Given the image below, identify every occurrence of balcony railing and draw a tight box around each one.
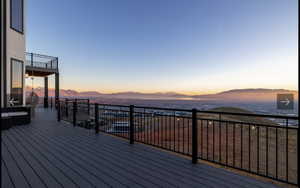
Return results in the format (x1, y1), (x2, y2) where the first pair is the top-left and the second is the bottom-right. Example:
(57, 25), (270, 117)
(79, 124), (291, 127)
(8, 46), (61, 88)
(25, 52), (58, 71)
(57, 99), (299, 186)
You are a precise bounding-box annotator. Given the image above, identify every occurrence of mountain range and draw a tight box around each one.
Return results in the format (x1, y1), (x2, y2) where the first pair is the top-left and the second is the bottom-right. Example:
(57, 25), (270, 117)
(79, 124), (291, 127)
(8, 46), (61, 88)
(26, 87), (298, 102)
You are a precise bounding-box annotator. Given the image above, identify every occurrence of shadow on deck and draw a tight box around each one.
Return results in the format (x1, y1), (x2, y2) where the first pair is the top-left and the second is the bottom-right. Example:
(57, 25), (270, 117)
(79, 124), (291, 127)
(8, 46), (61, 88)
(1, 108), (279, 188)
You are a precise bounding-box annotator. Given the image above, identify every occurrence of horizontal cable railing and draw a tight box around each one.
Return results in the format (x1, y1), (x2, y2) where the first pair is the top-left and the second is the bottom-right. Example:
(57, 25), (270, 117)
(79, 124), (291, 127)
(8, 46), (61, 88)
(25, 52), (58, 70)
(57, 99), (299, 185)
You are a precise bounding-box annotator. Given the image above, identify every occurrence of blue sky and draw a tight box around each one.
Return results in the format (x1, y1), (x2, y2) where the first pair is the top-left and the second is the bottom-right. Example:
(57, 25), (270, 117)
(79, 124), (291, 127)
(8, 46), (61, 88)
(26, 0), (298, 94)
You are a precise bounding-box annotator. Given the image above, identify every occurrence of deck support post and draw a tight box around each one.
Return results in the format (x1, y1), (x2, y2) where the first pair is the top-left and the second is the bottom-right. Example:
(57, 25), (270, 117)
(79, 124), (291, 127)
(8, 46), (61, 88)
(192, 108), (198, 164)
(44, 76), (49, 108)
(95, 103), (99, 134)
(129, 105), (134, 144)
(73, 100), (77, 126)
(55, 72), (59, 109)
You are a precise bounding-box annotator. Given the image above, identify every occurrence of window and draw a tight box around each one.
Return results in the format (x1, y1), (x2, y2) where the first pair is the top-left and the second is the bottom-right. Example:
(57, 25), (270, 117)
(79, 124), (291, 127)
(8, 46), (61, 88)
(10, 59), (23, 106)
(10, 0), (23, 33)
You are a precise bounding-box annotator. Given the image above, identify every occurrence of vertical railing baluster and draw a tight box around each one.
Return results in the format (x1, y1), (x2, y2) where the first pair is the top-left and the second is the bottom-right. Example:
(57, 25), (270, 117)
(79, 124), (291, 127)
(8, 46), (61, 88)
(201, 119), (203, 158)
(173, 112), (176, 151)
(226, 121), (228, 165)
(130, 105), (134, 144)
(73, 100), (77, 126)
(152, 114), (154, 145)
(169, 114), (171, 150)
(57, 100), (61, 121)
(88, 99), (90, 115)
(163, 113), (168, 148)
(183, 117), (185, 154)
(95, 103), (99, 134)
(147, 112), (149, 144)
(207, 120), (209, 159)
(66, 99), (68, 118)
(266, 127), (269, 177)
(286, 118), (289, 182)
(177, 116), (180, 152)
(155, 114), (157, 145)
(144, 109), (146, 143)
(276, 127), (278, 179)
(257, 126), (260, 173)
(219, 115), (221, 163)
(192, 108), (198, 164)
(213, 120), (215, 161)
(241, 123), (243, 169)
(188, 118), (190, 155)
(249, 125), (251, 171)
(233, 123), (236, 167)
(158, 116), (163, 147)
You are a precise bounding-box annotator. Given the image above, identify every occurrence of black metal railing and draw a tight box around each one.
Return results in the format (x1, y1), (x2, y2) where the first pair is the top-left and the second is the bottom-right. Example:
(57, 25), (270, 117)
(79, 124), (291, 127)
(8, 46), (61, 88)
(57, 99), (299, 185)
(25, 52), (58, 70)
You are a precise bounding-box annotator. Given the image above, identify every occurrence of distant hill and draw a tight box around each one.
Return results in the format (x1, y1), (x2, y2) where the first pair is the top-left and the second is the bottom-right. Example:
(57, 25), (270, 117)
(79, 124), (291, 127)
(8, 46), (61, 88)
(25, 87), (188, 99)
(109, 92), (188, 99)
(194, 88), (298, 102)
(25, 87), (80, 97)
(26, 87), (298, 102)
(218, 88), (293, 94)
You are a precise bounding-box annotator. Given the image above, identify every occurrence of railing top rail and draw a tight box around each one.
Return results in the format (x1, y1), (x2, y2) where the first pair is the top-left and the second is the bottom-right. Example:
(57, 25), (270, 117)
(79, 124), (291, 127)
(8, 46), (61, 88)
(25, 52), (58, 60)
(196, 110), (299, 120)
(97, 103), (131, 108)
(60, 98), (298, 120)
(65, 98), (89, 102)
(111, 104), (298, 120)
(134, 105), (192, 112)
(197, 118), (299, 129)
(121, 105), (299, 120)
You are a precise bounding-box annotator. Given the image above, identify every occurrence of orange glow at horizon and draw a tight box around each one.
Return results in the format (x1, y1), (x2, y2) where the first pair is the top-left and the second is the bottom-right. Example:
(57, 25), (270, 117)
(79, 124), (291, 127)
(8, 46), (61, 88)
(25, 80), (298, 96)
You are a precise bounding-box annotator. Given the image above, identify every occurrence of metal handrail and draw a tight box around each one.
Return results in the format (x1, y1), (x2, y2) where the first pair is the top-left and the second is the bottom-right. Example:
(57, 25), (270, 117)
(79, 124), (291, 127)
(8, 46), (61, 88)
(25, 52), (58, 71)
(58, 98), (299, 185)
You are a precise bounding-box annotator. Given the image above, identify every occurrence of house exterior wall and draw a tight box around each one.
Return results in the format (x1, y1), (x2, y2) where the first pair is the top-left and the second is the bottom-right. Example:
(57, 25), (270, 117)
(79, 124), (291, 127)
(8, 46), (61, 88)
(1, 0), (6, 107)
(5, 0), (26, 106)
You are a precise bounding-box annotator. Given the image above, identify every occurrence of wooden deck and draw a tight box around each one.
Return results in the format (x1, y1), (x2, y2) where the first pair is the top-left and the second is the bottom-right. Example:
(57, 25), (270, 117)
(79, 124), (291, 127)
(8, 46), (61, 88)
(1, 108), (279, 188)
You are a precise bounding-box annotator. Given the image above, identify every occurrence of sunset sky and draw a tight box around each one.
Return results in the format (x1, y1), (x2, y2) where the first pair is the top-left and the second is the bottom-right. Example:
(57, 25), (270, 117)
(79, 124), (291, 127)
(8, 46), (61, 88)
(26, 0), (298, 94)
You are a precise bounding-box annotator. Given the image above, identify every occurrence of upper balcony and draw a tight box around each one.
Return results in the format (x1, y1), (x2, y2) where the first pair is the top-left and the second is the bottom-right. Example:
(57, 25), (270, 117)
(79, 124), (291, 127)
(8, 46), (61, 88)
(25, 52), (59, 77)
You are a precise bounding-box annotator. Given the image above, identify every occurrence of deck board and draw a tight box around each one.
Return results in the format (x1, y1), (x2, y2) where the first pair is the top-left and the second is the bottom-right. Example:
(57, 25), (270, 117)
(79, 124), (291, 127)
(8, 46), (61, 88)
(1, 109), (279, 188)
(1, 158), (15, 188)
(1, 141), (31, 188)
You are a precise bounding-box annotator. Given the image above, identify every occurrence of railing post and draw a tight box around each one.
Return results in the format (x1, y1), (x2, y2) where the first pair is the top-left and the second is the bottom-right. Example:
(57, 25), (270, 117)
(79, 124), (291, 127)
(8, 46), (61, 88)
(73, 100), (77, 126)
(65, 99), (68, 117)
(57, 100), (61, 122)
(95, 103), (99, 134)
(88, 99), (90, 115)
(192, 108), (198, 164)
(129, 105), (134, 144)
